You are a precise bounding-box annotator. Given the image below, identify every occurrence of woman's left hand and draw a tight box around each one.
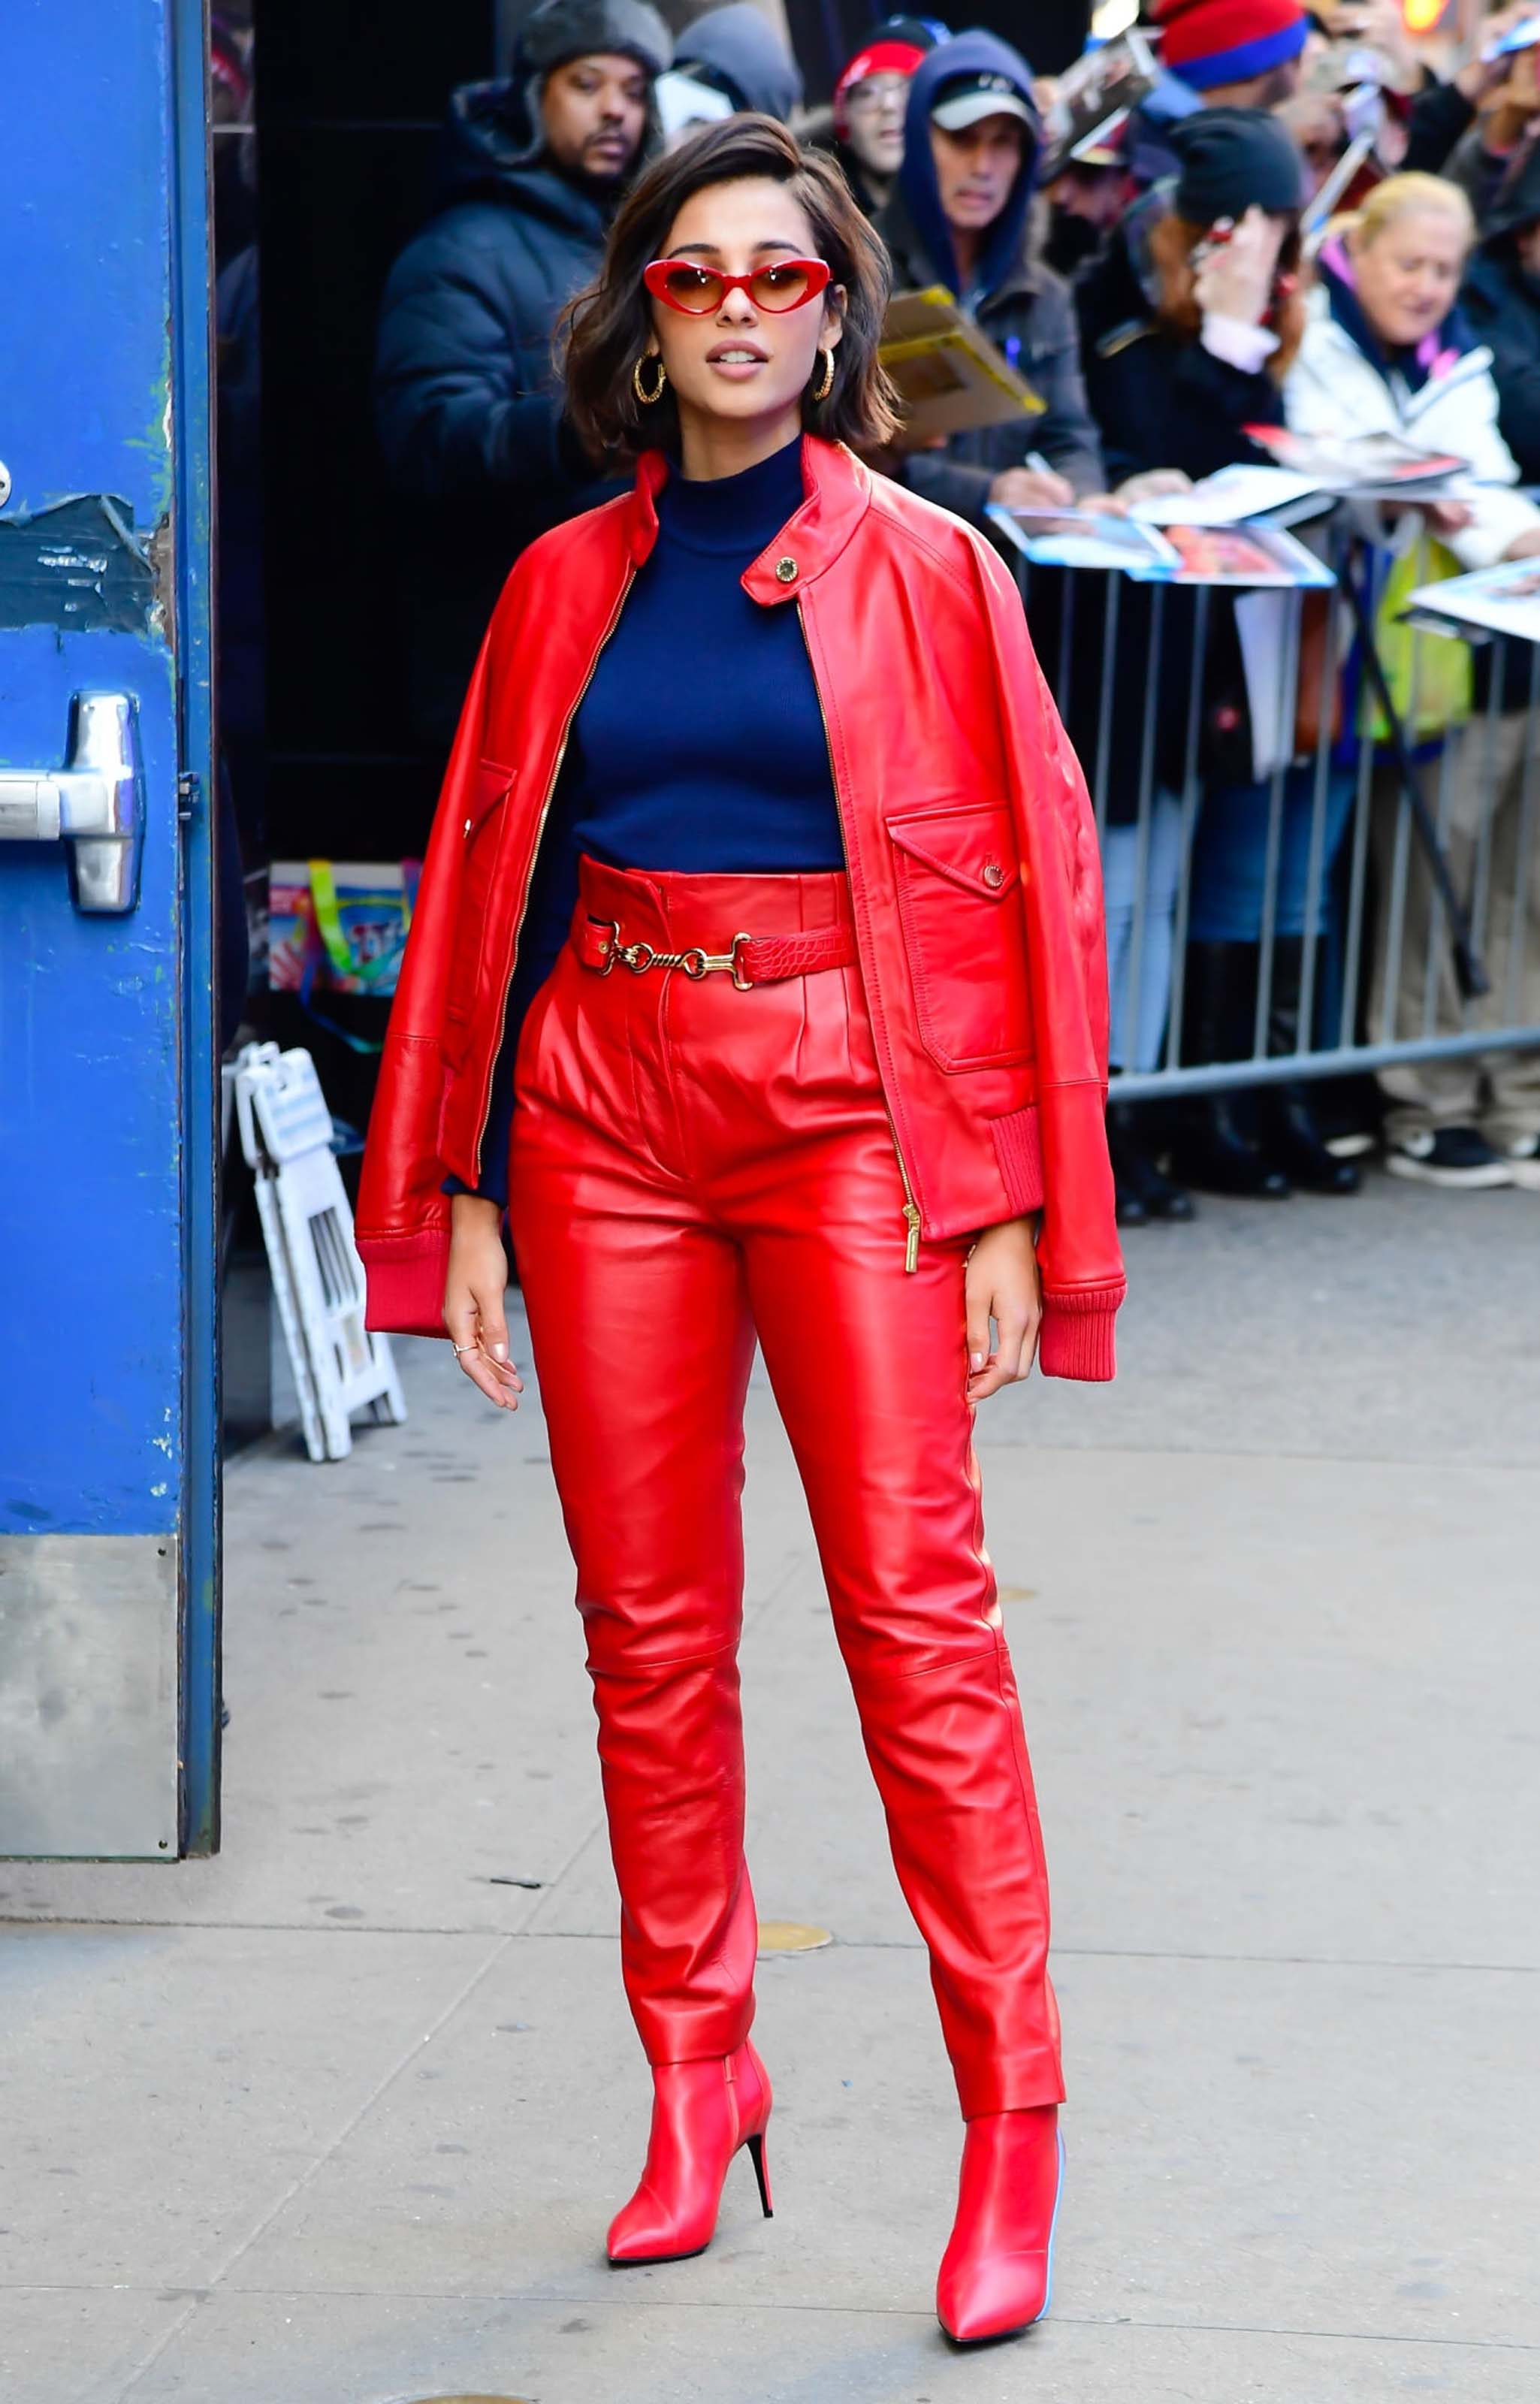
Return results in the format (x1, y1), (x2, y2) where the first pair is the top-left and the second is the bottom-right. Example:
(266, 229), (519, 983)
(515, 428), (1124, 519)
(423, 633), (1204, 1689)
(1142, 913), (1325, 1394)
(1502, 524), (1540, 559)
(965, 1217), (1043, 1400)
(1115, 468), (1192, 507)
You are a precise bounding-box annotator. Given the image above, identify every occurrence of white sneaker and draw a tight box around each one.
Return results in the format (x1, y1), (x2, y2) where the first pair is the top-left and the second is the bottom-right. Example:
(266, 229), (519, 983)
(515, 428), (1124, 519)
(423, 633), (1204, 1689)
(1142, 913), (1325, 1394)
(1496, 1133), (1540, 1191)
(1384, 1127), (1514, 1188)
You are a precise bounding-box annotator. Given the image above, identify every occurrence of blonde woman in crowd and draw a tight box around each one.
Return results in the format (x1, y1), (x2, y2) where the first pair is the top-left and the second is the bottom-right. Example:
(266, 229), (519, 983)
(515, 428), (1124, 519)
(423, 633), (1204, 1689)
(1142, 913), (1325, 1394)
(1287, 171), (1540, 1188)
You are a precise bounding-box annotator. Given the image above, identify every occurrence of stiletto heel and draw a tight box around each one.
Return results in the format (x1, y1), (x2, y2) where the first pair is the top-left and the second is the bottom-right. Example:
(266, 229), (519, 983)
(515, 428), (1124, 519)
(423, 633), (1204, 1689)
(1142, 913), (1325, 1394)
(746, 2128), (773, 2217)
(607, 2038), (774, 2266)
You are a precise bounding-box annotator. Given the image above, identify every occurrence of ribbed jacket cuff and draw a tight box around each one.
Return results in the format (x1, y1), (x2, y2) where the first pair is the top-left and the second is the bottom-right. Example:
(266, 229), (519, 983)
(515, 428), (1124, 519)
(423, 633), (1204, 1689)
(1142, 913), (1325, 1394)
(1038, 1285), (1122, 1382)
(361, 1232), (451, 1337)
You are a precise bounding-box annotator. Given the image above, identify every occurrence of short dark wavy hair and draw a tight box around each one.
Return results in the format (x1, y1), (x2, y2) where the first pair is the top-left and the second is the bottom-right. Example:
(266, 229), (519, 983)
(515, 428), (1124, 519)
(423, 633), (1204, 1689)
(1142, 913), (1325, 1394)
(561, 113), (899, 461)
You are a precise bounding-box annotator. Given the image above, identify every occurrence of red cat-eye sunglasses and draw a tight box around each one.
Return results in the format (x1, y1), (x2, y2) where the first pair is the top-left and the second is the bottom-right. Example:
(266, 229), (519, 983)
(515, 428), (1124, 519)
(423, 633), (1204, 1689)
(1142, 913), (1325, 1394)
(644, 258), (832, 316)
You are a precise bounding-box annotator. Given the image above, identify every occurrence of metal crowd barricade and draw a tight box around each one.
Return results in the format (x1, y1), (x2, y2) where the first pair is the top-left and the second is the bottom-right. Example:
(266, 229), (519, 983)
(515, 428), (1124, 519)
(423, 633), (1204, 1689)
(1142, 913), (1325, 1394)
(1020, 506), (1540, 1102)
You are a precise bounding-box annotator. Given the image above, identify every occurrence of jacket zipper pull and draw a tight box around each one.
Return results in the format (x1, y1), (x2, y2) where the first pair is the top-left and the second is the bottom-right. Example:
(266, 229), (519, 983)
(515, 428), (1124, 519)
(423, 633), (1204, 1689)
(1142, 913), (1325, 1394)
(903, 1201), (921, 1275)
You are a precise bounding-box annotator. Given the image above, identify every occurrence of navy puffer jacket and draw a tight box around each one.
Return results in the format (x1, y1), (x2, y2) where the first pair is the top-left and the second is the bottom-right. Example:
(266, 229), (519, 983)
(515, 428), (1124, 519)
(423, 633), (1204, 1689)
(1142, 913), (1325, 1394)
(374, 83), (633, 748)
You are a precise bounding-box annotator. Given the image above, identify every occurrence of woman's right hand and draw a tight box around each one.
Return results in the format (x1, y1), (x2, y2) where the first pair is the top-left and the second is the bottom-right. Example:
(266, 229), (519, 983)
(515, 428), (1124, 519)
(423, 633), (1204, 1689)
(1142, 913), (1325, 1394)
(445, 1193), (524, 1410)
(1193, 207), (1285, 331)
(989, 463), (1076, 511)
(1457, 2), (1539, 103)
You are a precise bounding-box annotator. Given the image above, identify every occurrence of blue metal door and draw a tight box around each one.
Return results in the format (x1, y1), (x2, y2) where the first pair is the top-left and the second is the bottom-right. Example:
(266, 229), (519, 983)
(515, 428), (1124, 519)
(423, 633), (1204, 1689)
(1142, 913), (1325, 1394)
(0, 1), (219, 1856)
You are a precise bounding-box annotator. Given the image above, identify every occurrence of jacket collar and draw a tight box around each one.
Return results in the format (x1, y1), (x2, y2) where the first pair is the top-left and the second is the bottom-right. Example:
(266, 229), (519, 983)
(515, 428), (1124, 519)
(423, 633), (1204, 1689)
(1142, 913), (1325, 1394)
(625, 434), (873, 605)
(1306, 297), (1495, 421)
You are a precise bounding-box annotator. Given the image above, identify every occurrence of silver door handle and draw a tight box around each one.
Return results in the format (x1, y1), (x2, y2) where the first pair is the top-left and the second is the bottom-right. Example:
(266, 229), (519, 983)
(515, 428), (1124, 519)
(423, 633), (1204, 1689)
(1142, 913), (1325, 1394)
(0, 691), (143, 913)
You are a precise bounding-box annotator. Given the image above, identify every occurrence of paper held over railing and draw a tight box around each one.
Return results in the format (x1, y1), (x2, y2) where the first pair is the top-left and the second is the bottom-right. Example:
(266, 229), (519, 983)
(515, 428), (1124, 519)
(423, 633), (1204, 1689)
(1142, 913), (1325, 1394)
(880, 286), (1044, 442)
(987, 501), (1333, 590)
(1128, 463), (1327, 525)
(989, 503), (1335, 786)
(985, 505), (1177, 571)
(1243, 424), (1468, 491)
(1125, 523), (1336, 589)
(1401, 557), (1540, 645)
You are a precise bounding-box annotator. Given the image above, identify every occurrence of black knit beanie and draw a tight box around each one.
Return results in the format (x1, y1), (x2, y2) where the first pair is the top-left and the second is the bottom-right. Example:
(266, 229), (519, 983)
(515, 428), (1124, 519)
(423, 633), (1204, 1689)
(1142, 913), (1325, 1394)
(1170, 105), (1305, 225)
(514, 0), (672, 80)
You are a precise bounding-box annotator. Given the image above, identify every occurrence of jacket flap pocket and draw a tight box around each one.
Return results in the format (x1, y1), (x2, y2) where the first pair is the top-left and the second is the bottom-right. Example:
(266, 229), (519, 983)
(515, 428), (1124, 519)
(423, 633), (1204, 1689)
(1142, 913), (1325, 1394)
(886, 805), (1020, 901)
(466, 757), (518, 838)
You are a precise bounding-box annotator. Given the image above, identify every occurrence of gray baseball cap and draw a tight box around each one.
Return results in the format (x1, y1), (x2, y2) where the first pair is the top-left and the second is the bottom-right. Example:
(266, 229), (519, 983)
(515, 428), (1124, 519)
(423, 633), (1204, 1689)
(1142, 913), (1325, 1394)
(930, 70), (1036, 132)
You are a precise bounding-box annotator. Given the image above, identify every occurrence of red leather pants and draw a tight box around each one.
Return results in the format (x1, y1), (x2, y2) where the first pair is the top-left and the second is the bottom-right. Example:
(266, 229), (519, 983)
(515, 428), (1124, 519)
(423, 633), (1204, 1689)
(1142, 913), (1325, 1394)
(508, 859), (1064, 2119)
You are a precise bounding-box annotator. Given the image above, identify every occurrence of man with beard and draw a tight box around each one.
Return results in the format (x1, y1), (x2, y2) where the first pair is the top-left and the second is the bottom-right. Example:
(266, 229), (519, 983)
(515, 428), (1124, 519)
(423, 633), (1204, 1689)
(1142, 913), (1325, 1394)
(375, 0), (670, 750)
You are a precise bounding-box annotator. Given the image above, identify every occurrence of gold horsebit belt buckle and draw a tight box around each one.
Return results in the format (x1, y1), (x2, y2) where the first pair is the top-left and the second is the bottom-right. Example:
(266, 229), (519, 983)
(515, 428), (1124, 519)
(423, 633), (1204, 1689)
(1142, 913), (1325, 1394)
(595, 921), (756, 990)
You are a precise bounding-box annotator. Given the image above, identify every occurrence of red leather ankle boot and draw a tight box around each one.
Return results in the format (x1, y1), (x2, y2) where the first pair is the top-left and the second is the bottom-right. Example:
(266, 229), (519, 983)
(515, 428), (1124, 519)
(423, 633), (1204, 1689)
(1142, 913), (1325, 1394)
(935, 2103), (1064, 2343)
(606, 2039), (773, 2267)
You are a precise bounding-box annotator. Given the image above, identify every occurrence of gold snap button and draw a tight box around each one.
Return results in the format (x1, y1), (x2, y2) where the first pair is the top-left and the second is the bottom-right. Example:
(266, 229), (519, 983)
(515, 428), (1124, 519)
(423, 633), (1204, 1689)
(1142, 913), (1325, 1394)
(983, 859), (1004, 888)
(775, 556), (798, 584)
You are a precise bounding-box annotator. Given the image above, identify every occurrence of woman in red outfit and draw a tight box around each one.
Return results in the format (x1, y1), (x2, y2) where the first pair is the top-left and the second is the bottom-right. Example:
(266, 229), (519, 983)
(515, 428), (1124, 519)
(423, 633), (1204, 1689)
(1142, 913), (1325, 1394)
(358, 115), (1123, 2347)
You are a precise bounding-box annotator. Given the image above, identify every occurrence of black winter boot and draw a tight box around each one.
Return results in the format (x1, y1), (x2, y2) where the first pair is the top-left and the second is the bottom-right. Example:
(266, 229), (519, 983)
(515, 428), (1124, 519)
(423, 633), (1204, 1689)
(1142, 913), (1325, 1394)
(1255, 938), (1360, 1196)
(1107, 1099), (1197, 1222)
(1167, 943), (1291, 1199)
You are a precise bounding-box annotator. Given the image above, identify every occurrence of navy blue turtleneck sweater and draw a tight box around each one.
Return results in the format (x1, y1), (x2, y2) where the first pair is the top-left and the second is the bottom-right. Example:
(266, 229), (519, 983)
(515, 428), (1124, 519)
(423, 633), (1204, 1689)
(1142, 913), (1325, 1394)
(455, 436), (842, 1205)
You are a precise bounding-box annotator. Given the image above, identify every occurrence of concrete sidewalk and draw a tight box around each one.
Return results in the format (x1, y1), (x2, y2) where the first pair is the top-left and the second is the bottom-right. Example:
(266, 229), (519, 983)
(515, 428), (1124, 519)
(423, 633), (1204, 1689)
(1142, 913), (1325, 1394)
(3, 1175), (1538, 2404)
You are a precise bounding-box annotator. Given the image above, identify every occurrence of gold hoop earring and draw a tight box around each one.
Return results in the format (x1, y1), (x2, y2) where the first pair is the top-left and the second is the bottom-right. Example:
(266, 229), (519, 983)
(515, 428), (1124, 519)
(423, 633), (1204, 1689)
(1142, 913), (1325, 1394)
(633, 352), (667, 406)
(810, 346), (835, 403)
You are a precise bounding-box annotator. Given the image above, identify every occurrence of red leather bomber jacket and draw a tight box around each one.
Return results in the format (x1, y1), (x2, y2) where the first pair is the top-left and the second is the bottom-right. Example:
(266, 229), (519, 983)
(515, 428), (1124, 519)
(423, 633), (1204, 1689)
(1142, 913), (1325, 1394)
(358, 436), (1126, 1379)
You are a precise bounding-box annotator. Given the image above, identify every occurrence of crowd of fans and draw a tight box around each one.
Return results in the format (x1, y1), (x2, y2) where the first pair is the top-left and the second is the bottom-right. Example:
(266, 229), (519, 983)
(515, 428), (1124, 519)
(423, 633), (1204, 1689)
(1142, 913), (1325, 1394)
(373, 0), (1540, 1222)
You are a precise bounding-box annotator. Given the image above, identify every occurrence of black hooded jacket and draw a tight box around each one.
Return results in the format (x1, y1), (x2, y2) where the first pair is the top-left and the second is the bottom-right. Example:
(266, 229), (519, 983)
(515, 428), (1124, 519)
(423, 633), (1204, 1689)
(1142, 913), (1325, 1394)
(1036, 186), (1285, 823)
(1462, 142), (1540, 483)
(1073, 186), (1285, 485)
(374, 49), (660, 749)
(874, 30), (1104, 528)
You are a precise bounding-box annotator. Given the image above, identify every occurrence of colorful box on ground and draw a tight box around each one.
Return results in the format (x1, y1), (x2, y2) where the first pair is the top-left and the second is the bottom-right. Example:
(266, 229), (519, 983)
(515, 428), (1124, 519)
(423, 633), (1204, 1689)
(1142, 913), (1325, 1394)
(269, 859), (422, 998)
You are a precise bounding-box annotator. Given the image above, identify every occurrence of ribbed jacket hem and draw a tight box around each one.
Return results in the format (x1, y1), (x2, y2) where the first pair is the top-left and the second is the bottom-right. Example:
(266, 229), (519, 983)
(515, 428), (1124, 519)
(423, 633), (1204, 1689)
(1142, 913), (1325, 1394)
(990, 1103), (1046, 1215)
(361, 1232), (451, 1337)
(1038, 1285), (1122, 1382)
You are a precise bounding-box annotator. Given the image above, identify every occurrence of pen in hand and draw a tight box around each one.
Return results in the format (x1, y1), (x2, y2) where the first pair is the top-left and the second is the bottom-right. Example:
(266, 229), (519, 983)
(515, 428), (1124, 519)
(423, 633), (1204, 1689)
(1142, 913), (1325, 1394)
(1022, 450), (1076, 506)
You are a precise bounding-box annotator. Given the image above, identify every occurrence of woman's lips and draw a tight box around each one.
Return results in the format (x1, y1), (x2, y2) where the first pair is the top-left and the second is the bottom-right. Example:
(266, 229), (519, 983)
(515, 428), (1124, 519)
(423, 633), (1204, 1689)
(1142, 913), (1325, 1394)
(706, 343), (769, 379)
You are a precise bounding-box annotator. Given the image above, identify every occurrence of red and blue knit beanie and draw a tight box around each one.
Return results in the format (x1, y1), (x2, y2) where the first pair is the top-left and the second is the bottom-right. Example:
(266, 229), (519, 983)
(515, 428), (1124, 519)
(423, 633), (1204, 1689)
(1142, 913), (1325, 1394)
(1155, 0), (1307, 92)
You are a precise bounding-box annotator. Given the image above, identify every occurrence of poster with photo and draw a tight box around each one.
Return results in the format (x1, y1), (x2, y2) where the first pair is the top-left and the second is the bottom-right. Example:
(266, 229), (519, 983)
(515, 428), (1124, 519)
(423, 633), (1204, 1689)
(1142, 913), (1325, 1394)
(1040, 29), (1160, 177)
(1402, 557), (1540, 644)
(1124, 522), (1336, 588)
(985, 505), (1179, 572)
(1243, 424), (1466, 489)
